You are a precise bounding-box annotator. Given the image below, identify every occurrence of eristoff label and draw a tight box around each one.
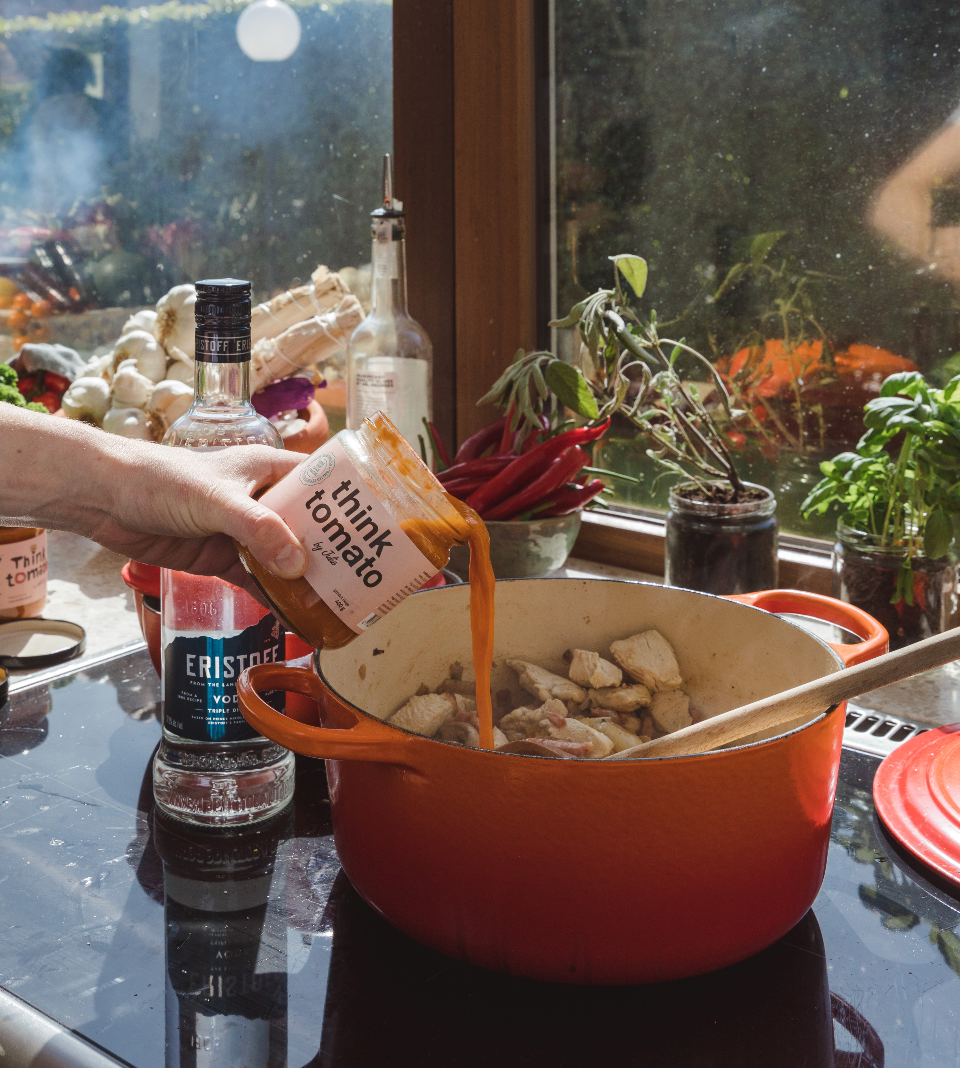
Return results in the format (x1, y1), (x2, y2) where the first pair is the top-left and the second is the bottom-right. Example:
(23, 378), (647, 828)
(162, 614), (284, 742)
(195, 332), (251, 362)
(260, 437), (438, 632)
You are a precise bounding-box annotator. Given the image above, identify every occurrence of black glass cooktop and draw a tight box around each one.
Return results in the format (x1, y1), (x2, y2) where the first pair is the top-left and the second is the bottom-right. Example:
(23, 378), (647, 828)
(1, 647), (959, 1067)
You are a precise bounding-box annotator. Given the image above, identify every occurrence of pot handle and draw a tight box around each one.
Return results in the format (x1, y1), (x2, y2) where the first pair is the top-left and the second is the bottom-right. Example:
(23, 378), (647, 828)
(238, 661), (421, 765)
(724, 589), (888, 666)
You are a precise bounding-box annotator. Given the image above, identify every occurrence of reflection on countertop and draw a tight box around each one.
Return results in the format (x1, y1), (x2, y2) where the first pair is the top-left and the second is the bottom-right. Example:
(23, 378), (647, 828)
(0, 648), (958, 1066)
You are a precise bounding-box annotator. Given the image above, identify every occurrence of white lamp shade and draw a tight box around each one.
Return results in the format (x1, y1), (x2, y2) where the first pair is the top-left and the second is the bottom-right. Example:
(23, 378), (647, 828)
(236, 0), (301, 62)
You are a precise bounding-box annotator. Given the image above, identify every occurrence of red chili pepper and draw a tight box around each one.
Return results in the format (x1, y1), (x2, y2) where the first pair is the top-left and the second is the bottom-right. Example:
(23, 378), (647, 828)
(464, 419), (610, 516)
(483, 445), (589, 521)
(453, 418), (506, 465)
(428, 421), (452, 468)
(497, 403), (517, 455)
(527, 479), (606, 518)
(437, 456), (515, 483)
(441, 477), (487, 498)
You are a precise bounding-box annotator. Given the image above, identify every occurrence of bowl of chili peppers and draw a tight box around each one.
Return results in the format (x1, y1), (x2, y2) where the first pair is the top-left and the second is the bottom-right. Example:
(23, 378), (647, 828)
(421, 414), (611, 579)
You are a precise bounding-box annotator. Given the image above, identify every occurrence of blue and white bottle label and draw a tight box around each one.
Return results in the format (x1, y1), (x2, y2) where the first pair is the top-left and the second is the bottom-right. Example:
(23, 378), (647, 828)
(163, 615), (284, 742)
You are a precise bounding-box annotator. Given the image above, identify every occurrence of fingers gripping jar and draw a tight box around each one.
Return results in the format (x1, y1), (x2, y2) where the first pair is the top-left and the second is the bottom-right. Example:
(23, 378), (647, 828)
(239, 412), (474, 649)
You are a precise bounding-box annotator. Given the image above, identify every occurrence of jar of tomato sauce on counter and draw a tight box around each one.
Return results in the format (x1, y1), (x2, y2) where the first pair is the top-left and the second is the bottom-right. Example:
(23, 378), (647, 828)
(0, 527), (48, 619)
(239, 411), (487, 650)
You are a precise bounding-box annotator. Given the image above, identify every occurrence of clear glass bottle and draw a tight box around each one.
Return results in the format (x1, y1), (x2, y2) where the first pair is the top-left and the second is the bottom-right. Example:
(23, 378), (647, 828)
(347, 154), (432, 450)
(155, 278), (295, 826)
(154, 811), (290, 1067)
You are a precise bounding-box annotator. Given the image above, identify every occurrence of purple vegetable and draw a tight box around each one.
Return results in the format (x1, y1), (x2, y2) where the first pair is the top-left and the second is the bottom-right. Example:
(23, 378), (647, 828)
(251, 376), (316, 419)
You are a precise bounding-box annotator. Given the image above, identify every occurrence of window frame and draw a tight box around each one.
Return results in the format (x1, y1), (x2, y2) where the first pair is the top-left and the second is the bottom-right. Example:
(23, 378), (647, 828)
(393, 0), (833, 592)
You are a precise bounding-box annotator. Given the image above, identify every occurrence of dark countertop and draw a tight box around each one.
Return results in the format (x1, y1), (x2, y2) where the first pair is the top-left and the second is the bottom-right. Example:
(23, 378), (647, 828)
(1, 648), (959, 1067)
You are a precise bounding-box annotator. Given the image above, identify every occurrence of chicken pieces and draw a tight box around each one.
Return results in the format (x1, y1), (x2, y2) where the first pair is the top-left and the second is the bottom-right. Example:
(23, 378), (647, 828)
(389, 693), (457, 737)
(390, 628), (694, 759)
(568, 649), (623, 689)
(586, 683), (652, 713)
(506, 659), (586, 704)
(649, 690), (692, 734)
(610, 630), (683, 692)
(500, 699), (614, 757)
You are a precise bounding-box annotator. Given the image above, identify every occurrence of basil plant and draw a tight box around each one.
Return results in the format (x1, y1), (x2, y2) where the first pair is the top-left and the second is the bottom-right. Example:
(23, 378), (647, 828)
(801, 372), (960, 602)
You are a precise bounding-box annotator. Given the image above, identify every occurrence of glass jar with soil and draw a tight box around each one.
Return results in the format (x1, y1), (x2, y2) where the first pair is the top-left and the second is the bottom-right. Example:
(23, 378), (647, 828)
(664, 482), (778, 595)
(833, 523), (957, 650)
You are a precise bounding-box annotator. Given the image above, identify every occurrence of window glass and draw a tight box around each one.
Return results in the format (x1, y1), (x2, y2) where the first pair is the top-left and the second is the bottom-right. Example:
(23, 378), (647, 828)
(552, 0), (955, 535)
(0, 0), (389, 384)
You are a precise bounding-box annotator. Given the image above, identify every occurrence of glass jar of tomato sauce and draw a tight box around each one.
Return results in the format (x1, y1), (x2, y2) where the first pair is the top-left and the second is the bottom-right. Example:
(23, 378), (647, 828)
(239, 412), (481, 650)
(0, 527), (48, 620)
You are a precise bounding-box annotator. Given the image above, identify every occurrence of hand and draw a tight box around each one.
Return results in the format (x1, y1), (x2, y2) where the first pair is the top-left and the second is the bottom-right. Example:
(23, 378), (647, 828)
(87, 443), (307, 592)
(0, 407), (308, 596)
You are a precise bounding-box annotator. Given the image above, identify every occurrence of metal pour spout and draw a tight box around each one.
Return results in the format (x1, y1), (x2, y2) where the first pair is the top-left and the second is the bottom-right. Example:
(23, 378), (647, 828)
(380, 154), (403, 215)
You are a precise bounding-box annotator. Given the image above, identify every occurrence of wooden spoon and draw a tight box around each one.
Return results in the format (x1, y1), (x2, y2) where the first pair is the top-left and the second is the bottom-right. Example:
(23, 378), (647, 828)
(611, 625), (960, 760)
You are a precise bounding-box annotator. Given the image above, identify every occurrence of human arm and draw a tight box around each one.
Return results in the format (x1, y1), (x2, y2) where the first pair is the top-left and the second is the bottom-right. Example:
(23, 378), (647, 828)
(870, 122), (960, 282)
(0, 405), (307, 590)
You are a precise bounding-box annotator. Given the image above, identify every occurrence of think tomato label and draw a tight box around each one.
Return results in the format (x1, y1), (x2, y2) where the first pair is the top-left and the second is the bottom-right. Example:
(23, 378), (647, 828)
(260, 436), (438, 632)
(0, 531), (47, 611)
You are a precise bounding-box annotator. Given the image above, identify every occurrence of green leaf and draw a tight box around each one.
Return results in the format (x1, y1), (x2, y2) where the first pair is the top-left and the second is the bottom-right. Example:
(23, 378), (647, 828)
(749, 231), (787, 271)
(609, 255), (648, 299)
(924, 506), (954, 559)
(892, 561), (915, 606)
(879, 371), (925, 398)
(712, 261), (749, 302)
(544, 361), (600, 420)
(549, 298), (588, 330)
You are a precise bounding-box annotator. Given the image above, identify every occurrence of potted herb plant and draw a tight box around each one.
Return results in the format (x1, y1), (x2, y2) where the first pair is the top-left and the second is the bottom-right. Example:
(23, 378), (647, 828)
(462, 255), (777, 594)
(420, 412), (613, 579)
(802, 371), (960, 649)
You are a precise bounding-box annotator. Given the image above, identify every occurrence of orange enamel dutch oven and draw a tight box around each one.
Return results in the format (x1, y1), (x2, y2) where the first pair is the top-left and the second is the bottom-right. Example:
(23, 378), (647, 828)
(238, 579), (887, 984)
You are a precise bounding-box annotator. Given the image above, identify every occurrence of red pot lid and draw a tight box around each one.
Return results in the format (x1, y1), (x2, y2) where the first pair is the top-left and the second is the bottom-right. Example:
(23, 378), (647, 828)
(873, 723), (960, 888)
(121, 560), (161, 599)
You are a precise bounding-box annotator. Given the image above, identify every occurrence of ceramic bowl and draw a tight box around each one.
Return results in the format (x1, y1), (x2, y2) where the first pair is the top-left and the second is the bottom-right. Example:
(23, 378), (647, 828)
(446, 512), (582, 580)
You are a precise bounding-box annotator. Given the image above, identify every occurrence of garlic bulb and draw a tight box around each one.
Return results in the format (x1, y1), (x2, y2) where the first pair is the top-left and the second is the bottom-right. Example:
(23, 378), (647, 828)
(121, 309), (158, 337)
(250, 295), (363, 392)
(60, 376), (111, 424)
(250, 265), (348, 345)
(156, 284), (197, 358)
(150, 379), (193, 429)
(165, 346), (195, 384)
(112, 330), (167, 384)
(103, 407), (154, 439)
(111, 358), (155, 410)
(82, 351), (114, 382)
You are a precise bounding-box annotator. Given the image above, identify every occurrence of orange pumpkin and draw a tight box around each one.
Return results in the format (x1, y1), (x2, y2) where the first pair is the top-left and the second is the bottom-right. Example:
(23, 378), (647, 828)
(720, 339), (917, 408)
(719, 339), (919, 449)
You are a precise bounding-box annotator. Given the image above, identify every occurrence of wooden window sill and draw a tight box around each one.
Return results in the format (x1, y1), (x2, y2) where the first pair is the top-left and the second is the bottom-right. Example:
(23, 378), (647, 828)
(572, 510), (833, 597)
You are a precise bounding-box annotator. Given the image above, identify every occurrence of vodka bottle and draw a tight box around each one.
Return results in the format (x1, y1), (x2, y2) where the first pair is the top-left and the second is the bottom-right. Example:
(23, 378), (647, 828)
(154, 278), (295, 826)
(347, 154), (433, 449)
(154, 811), (289, 1067)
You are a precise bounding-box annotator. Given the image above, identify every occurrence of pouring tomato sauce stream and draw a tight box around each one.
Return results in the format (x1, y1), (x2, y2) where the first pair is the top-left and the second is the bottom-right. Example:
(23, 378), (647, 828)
(237, 413), (497, 749)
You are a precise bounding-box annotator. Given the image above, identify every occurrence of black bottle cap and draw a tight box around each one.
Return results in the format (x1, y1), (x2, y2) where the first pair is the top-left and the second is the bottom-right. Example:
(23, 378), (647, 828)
(195, 277), (251, 363)
(196, 278), (251, 299)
